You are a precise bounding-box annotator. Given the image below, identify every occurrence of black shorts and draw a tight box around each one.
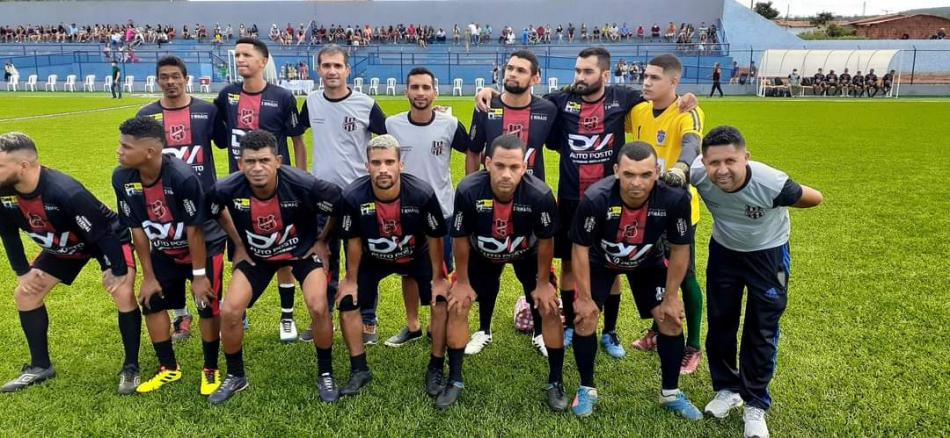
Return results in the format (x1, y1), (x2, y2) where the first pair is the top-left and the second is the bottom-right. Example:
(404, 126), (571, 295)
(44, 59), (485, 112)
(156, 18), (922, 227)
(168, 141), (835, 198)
(554, 197), (580, 261)
(589, 263), (667, 319)
(142, 251), (225, 318)
(663, 223), (697, 277)
(469, 251), (555, 304)
(235, 256), (325, 308)
(356, 255), (432, 310)
(32, 244), (135, 285)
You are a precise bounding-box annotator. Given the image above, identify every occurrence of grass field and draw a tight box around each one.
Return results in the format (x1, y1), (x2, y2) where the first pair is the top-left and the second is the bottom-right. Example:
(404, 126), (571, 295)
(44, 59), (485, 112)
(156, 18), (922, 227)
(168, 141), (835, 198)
(0, 92), (947, 437)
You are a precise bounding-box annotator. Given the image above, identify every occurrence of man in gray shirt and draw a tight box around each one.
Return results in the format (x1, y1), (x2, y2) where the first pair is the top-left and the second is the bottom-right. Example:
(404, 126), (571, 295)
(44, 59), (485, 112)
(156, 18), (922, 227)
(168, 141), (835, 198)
(690, 126), (823, 438)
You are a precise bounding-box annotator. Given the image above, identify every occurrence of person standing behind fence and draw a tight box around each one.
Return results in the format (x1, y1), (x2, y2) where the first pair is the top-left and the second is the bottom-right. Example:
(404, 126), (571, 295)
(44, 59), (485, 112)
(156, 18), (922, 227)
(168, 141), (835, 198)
(710, 63), (723, 97)
(111, 61), (122, 99)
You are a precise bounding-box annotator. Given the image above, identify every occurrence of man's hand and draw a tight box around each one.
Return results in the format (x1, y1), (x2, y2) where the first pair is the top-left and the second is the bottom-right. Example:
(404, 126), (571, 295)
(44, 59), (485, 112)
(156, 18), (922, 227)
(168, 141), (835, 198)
(17, 269), (49, 297)
(137, 274), (162, 309)
(431, 277), (451, 304)
(231, 244), (254, 267)
(335, 278), (358, 308)
(192, 274), (214, 310)
(306, 240), (330, 269)
(572, 294), (598, 326)
(678, 93), (698, 112)
(530, 279), (558, 316)
(475, 87), (500, 112)
(447, 280), (476, 313)
(662, 162), (689, 188)
(656, 296), (684, 328)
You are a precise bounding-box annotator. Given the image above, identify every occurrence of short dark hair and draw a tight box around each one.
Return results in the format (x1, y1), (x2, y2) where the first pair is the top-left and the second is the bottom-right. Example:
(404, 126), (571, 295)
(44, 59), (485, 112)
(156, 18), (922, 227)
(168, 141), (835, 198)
(701, 126), (746, 153)
(617, 141), (656, 163)
(156, 55), (187, 77)
(236, 36), (269, 59)
(406, 66), (434, 86)
(487, 133), (526, 158)
(648, 54), (682, 75)
(317, 44), (348, 65)
(119, 117), (166, 146)
(509, 50), (539, 75)
(578, 47), (611, 71)
(0, 132), (38, 156)
(240, 130), (278, 155)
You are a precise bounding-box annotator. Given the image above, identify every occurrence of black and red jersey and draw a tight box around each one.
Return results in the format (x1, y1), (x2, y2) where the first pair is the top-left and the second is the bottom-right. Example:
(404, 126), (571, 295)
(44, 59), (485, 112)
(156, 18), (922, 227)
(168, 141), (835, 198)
(570, 177), (692, 271)
(544, 86), (645, 200)
(469, 95), (558, 180)
(112, 155), (226, 264)
(339, 173), (446, 264)
(0, 167), (130, 276)
(209, 166), (340, 262)
(451, 171), (557, 263)
(213, 83), (302, 173)
(137, 97), (221, 189)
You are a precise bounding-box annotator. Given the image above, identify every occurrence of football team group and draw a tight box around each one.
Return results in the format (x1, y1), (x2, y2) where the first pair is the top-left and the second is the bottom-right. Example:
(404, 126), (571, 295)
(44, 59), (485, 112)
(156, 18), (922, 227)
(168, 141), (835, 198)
(0, 37), (822, 438)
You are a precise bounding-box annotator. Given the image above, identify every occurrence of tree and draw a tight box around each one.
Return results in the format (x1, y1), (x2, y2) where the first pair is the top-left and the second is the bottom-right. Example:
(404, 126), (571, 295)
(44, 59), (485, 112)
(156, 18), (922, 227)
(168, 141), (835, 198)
(754, 1), (781, 20)
(810, 12), (836, 27)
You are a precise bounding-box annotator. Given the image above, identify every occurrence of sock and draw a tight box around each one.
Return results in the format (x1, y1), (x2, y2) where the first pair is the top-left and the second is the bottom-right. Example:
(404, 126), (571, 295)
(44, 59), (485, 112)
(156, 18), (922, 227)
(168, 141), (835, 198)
(279, 284), (295, 319)
(225, 349), (245, 377)
(172, 308), (190, 318)
(573, 333), (597, 387)
(547, 347), (564, 384)
(152, 340), (177, 369)
(19, 306), (51, 369)
(682, 275), (704, 350)
(349, 353), (368, 372)
(657, 332), (685, 390)
(316, 347), (332, 375)
(478, 296), (496, 334)
(117, 309), (142, 368)
(560, 290), (575, 329)
(603, 294), (621, 334)
(447, 348), (464, 383)
(428, 354), (445, 370)
(530, 306), (543, 337)
(202, 339), (220, 370)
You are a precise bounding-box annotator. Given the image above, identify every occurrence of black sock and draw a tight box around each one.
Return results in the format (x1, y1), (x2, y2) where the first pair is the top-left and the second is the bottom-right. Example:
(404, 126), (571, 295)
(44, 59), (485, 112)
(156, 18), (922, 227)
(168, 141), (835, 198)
(349, 353), (368, 372)
(316, 347), (332, 375)
(117, 309), (141, 368)
(447, 348), (464, 383)
(225, 349), (245, 377)
(478, 296), (496, 334)
(152, 340), (177, 369)
(603, 294), (621, 334)
(428, 354), (445, 370)
(530, 306), (543, 336)
(572, 333), (597, 387)
(657, 332), (685, 390)
(547, 347), (565, 384)
(202, 339), (220, 370)
(560, 290), (575, 329)
(19, 306), (51, 369)
(279, 284), (295, 319)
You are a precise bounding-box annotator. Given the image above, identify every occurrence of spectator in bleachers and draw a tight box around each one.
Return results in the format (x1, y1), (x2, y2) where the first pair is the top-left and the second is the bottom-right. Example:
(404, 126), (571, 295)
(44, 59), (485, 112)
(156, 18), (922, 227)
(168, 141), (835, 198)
(637, 25), (645, 40)
(651, 23), (661, 41)
(580, 23), (588, 42)
(614, 59), (627, 84)
(299, 62), (309, 80)
(568, 22), (576, 43)
(556, 24), (563, 42)
(665, 22), (676, 42)
(787, 68), (801, 97)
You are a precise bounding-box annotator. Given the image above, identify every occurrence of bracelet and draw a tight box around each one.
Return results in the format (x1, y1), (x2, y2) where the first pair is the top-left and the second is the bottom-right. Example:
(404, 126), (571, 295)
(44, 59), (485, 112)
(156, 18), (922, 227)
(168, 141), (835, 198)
(192, 268), (207, 277)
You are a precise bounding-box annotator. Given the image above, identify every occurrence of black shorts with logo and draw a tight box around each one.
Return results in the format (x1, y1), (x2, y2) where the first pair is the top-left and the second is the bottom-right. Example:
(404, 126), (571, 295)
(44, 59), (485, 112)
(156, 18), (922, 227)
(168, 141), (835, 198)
(141, 251), (225, 318)
(32, 244), (135, 286)
(589, 262), (667, 319)
(235, 255), (325, 308)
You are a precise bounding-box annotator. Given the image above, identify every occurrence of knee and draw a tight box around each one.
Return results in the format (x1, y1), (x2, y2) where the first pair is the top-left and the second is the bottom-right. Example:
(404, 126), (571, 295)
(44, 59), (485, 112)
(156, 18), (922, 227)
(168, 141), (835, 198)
(574, 314), (598, 335)
(656, 319), (683, 337)
(307, 299), (329, 320)
(539, 305), (559, 321)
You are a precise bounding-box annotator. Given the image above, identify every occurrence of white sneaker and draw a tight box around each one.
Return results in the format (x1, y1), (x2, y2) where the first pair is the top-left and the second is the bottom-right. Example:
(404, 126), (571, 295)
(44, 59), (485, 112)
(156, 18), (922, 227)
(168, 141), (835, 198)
(532, 334), (549, 357)
(743, 406), (769, 438)
(464, 331), (492, 355)
(279, 318), (298, 343)
(704, 389), (743, 418)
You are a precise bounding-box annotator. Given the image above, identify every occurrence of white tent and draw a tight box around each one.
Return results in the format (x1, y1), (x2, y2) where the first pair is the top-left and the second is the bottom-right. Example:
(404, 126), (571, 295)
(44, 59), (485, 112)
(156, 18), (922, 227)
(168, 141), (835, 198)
(757, 49), (902, 97)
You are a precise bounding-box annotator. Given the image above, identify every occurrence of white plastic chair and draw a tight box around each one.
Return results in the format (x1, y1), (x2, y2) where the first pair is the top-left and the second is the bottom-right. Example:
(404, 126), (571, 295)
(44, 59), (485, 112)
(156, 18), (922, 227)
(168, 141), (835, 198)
(452, 78), (463, 96)
(123, 75), (135, 93)
(83, 74), (96, 91)
(318, 77), (324, 92)
(26, 74), (38, 91)
(144, 75), (156, 93)
(44, 74), (58, 92)
(5, 74), (18, 91)
(474, 77), (485, 94)
(548, 77), (559, 92)
(385, 77), (396, 95)
(185, 75), (194, 93)
(63, 74), (77, 92)
(353, 77), (363, 93)
(368, 77), (380, 95)
(199, 76), (211, 93)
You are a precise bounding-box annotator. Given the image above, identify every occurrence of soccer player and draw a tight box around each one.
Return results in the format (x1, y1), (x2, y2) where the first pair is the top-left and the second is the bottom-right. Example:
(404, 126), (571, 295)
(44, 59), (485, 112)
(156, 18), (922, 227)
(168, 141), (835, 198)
(568, 141), (702, 419)
(625, 54), (705, 374)
(881, 69), (895, 96)
(137, 55), (223, 343)
(335, 135), (450, 398)
(837, 69), (852, 97)
(865, 69), (880, 97)
(440, 134), (565, 411)
(112, 117), (229, 396)
(465, 49), (558, 356)
(382, 67), (468, 347)
(824, 70), (839, 96)
(205, 130), (341, 404)
(0, 132), (141, 394)
(691, 126), (822, 438)
(811, 68), (826, 96)
(477, 47), (696, 355)
(297, 44), (387, 344)
(851, 71), (866, 97)
(214, 37), (307, 342)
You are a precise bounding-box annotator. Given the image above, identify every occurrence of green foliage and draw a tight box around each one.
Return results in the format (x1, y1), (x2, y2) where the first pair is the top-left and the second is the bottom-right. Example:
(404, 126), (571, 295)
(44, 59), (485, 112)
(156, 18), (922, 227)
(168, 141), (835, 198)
(754, 1), (781, 20)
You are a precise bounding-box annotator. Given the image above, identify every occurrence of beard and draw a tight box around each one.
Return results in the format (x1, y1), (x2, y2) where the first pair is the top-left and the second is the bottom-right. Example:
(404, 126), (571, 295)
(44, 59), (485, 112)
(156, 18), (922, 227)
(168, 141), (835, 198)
(571, 79), (603, 96)
(373, 175), (394, 190)
(503, 80), (529, 95)
(0, 174), (18, 188)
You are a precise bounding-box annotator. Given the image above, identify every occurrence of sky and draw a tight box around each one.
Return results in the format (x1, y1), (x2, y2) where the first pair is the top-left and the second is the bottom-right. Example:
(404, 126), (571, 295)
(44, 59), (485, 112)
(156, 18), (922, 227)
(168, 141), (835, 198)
(756, 0), (949, 17)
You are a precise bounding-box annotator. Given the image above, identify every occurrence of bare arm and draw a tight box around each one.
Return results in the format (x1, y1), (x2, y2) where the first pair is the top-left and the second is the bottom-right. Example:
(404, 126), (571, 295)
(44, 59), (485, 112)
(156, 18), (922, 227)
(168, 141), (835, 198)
(793, 185), (823, 208)
(291, 135), (307, 170)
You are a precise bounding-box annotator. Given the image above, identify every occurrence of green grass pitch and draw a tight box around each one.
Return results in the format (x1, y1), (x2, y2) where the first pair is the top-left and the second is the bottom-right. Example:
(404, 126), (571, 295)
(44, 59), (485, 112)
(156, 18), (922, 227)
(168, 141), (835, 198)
(0, 93), (947, 437)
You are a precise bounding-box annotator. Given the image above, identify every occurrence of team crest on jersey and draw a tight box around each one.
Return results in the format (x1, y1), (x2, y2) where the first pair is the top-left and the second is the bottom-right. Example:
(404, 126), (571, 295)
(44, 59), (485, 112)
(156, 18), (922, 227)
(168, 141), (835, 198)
(475, 199), (493, 212)
(28, 214), (46, 229)
(257, 214), (278, 232)
(169, 124), (187, 142)
(239, 108), (256, 126)
(1, 195), (18, 208)
(493, 219), (509, 238)
(124, 183), (143, 196)
(360, 203), (376, 215)
(582, 116), (600, 131)
(227, 93), (240, 104)
(656, 130), (666, 145)
(149, 200), (167, 218)
(342, 116), (357, 132)
(381, 219), (402, 235)
(233, 198), (250, 210)
(565, 101), (582, 113)
(607, 206), (622, 219)
(431, 140), (445, 156)
(745, 205), (765, 219)
(505, 123), (524, 138)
